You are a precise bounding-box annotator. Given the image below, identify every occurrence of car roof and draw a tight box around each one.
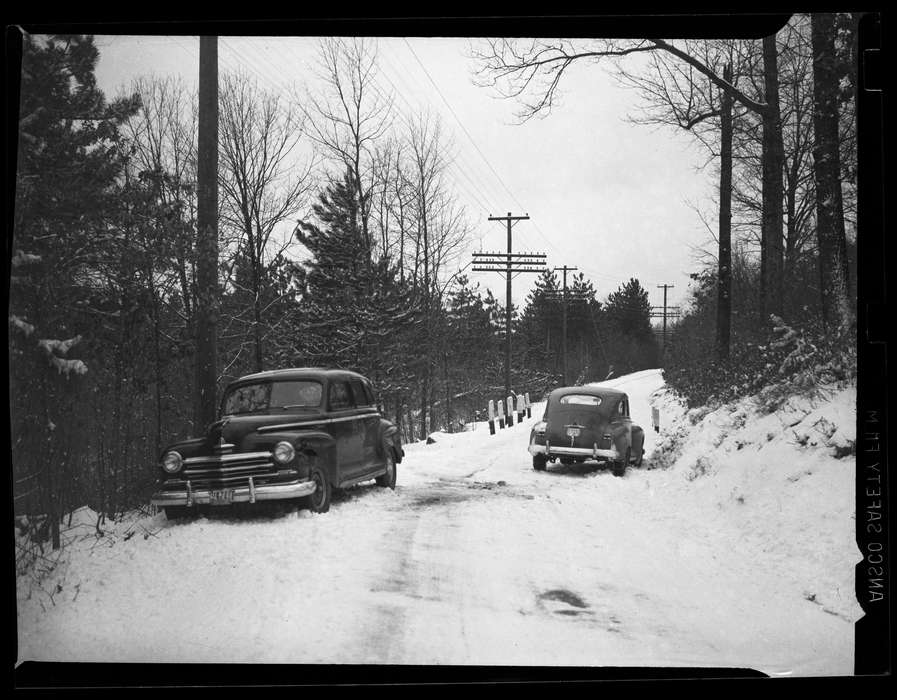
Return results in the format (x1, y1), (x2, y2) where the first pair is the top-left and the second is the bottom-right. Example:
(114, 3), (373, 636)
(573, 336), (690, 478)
(547, 385), (626, 402)
(229, 368), (369, 385)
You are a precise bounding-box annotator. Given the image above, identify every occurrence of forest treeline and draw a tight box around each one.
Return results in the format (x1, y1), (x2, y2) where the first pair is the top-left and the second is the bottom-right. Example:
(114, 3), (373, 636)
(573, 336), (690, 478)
(11, 14), (859, 550)
(9, 34), (658, 542)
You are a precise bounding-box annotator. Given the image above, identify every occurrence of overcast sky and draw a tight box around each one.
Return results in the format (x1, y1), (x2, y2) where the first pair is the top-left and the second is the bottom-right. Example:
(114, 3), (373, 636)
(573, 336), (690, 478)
(93, 34), (718, 314)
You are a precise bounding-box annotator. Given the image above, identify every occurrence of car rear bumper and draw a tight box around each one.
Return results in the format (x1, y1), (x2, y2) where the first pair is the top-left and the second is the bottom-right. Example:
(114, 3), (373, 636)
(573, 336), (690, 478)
(150, 477), (316, 507)
(528, 440), (619, 461)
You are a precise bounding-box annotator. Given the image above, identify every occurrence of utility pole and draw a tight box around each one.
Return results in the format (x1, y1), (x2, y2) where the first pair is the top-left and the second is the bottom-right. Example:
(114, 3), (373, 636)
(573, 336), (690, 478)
(194, 36), (219, 433)
(472, 213), (544, 397)
(656, 284), (675, 353)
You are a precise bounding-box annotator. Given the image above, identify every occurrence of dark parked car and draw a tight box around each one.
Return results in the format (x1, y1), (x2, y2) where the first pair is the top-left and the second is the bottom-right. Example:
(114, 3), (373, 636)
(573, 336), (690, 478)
(527, 385), (645, 477)
(151, 368), (403, 518)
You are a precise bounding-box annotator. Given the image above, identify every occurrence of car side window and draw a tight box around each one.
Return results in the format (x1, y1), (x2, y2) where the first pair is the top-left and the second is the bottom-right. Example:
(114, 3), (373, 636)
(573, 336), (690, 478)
(328, 381), (354, 411)
(349, 379), (370, 407)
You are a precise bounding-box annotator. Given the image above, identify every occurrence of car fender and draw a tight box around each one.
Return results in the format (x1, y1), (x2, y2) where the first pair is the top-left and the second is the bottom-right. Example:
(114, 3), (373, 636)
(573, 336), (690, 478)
(378, 419), (404, 463)
(631, 425), (645, 455)
(248, 429), (339, 485)
(158, 437), (207, 461)
(610, 422), (631, 457)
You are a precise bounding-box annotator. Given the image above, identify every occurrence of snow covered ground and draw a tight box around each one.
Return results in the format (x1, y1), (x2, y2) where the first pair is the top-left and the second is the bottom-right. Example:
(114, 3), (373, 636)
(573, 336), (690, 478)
(15, 369), (861, 676)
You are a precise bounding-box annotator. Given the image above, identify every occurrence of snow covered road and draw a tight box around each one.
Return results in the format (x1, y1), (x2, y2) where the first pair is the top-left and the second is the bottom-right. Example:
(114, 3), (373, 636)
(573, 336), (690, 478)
(16, 369), (859, 676)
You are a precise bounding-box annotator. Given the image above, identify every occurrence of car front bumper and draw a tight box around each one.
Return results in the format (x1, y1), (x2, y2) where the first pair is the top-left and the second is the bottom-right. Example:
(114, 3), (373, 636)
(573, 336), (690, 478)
(150, 477), (316, 507)
(528, 439), (620, 461)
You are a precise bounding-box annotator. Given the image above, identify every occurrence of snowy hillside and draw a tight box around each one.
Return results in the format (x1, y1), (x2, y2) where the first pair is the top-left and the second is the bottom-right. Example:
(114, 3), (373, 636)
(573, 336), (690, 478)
(16, 369), (861, 676)
(644, 379), (859, 623)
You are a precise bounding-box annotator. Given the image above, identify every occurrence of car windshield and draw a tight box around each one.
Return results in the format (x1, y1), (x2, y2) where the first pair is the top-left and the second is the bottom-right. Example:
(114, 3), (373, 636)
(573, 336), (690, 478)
(223, 380), (323, 414)
(559, 394), (602, 406)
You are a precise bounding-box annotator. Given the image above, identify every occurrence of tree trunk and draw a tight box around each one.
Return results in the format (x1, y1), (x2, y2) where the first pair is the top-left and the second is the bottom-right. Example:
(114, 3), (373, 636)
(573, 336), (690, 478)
(716, 63), (733, 361)
(252, 261), (264, 373)
(761, 33), (785, 319)
(443, 350), (452, 433)
(811, 13), (852, 332)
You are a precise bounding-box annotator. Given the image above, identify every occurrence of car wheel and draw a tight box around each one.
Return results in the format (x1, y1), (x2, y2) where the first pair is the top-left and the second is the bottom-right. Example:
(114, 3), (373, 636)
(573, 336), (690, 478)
(163, 506), (189, 521)
(376, 451), (397, 489)
(533, 454), (547, 471)
(305, 466), (332, 513)
(612, 448), (630, 477)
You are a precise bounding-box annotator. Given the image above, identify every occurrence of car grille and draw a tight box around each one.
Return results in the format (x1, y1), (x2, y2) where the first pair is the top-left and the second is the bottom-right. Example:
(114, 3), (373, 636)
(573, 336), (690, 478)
(173, 451), (280, 490)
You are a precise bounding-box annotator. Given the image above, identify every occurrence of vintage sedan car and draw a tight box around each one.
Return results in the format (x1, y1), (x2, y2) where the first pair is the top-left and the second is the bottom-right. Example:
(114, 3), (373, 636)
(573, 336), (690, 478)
(151, 368), (403, 519)
(527, 385), (645, 477)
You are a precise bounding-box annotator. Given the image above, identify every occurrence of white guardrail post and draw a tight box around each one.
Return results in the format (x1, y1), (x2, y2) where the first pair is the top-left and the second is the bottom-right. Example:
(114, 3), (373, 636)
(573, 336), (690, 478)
(488, 399), (496, 435)
(497, 400), (505, 429)
(506, 396), (515, 426)
(516, 394), (526, 421)
(652, 406), (660, 432)
(525, 392), (532, 418)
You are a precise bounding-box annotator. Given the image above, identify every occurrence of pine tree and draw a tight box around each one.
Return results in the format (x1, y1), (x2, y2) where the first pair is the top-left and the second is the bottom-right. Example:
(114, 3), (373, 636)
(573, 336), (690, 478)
(11, 34), (141, 547)
(601, 278), (659, 374)
(294, 169), (419, 408)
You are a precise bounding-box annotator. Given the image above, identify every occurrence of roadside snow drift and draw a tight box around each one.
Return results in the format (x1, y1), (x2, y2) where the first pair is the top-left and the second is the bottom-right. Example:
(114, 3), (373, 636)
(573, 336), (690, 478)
(16, 369), (861, 676)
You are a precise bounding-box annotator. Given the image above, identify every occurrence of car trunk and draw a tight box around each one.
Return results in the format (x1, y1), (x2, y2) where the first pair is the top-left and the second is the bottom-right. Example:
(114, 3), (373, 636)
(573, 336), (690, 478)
(545, 403), (614, 451)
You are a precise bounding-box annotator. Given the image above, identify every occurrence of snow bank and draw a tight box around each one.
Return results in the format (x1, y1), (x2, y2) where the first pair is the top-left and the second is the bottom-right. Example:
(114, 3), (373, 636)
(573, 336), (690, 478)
(15, 369), (860, 675)
(646, 382), (861, 621)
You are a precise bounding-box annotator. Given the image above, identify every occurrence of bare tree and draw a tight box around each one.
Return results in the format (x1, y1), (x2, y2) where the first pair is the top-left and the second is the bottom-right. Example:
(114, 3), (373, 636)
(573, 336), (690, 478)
(121, 75), (198, 325)
(611, 39), (751, 360)
(471, 36), (790, 316)
(298, 37), (395, 267)
(119, 75), (201, 450)
(385, 111), (470, 439)
(218, 70), (314, 372)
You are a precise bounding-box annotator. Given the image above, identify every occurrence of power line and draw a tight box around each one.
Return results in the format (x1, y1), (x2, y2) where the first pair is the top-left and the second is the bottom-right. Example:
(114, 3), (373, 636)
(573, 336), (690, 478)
(377, 44), (509, 212)
(403, 39), (524, 212)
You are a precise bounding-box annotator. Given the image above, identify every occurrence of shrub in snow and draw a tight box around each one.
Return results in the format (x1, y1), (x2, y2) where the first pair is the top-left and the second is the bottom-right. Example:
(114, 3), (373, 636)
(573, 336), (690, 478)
(753, 316), (856, 413)
(648, 423), (690, 470)
(685, 455), (715, 481)
(831, 441), (855, 459)
(687, 406), (711, 425)
(664, 308), (855, 411)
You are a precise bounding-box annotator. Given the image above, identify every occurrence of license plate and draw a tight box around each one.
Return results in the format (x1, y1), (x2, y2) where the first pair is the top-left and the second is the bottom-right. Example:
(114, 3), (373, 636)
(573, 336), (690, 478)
(209, 489), (234, 505)
(566, 427), (581, 438)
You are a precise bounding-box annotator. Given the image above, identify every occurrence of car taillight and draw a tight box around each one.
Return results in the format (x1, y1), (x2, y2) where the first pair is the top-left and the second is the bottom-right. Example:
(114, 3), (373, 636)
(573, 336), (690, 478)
(534, 421), (547, 435)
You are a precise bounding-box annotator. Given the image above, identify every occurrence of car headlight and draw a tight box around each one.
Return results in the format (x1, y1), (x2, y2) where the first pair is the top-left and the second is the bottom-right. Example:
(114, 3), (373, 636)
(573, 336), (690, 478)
(534, 421), (547, 435)
(273, 441), (295, 464)
(162, 451), (183, 474)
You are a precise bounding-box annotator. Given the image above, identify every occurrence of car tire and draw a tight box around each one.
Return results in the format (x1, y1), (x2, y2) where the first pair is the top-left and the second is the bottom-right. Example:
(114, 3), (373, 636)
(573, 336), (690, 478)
(533, 454), (547, 471)
(633, 443), (644, 467)
(612, 448), (630, 477)
(305, 466), (332, 513)
(376, 451), (397, 489)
